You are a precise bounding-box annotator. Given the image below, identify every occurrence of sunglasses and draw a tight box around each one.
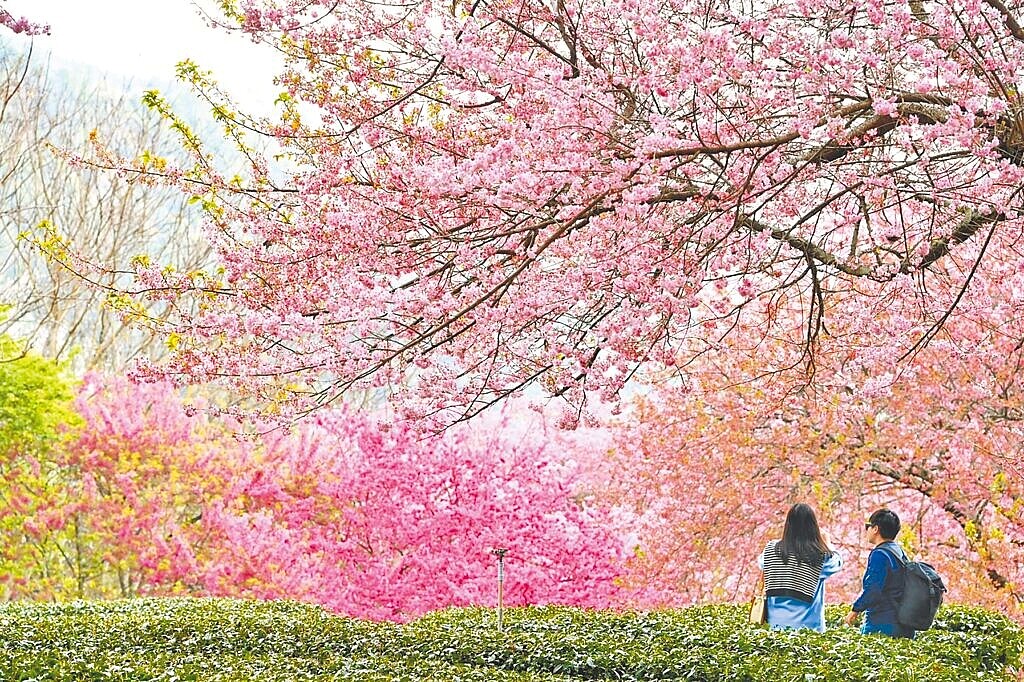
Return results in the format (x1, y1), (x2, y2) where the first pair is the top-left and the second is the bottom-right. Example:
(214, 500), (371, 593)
(864, 522), (875, 530)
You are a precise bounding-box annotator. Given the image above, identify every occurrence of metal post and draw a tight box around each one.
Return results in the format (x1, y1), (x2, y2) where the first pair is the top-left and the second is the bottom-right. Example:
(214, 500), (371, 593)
(491, 548), (508, 632)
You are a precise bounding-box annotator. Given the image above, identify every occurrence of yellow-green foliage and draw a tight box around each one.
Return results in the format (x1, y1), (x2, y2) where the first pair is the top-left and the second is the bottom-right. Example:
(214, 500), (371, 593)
(0, 328), (81, 599)
(0, 329), (78, 457)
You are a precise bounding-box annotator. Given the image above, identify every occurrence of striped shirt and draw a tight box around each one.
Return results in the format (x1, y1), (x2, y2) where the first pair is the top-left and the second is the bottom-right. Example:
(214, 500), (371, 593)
(761, 540), (826, 603)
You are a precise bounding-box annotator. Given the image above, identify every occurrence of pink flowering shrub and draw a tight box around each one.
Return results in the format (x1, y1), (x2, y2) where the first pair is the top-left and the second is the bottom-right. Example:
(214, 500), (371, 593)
(200, 408), (628, 619)
(4, 374), (628, 618)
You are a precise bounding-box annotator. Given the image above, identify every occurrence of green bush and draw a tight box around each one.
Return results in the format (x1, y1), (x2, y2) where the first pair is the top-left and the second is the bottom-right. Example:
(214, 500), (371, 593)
(0, 599), (1019, 681)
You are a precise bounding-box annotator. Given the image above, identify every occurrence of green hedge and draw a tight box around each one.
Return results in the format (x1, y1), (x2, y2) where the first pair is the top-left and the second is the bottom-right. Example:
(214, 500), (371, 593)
(0, 599), (1019, 681)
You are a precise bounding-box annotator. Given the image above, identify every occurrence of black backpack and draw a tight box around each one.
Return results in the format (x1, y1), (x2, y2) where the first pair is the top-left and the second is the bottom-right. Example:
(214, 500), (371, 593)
(880, 547), (947, 631)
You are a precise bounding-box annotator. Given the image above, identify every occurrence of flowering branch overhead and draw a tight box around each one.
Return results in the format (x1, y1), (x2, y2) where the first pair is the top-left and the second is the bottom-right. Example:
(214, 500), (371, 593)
(58, 0), (1024, 428)
(0, 4), (48, 35)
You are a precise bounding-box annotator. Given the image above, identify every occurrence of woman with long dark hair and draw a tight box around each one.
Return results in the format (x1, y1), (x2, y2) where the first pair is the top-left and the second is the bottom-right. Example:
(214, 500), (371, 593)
(757, 503), (843, 632)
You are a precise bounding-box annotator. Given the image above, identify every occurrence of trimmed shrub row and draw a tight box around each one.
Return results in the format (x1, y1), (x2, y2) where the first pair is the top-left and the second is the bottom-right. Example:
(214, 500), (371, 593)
(0, 598), (1019, 681)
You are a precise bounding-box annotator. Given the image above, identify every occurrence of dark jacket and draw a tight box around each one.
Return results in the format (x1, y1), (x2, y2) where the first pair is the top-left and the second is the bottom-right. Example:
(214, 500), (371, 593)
(851, 541), (906, 626)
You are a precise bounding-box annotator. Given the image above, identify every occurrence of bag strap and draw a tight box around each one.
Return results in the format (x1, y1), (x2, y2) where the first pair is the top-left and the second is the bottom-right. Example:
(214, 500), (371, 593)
(876, 545), (907, 568)
(874, 545), (907, 613)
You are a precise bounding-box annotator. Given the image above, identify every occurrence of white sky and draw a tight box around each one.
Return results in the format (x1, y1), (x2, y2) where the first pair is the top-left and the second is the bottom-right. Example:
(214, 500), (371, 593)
(3, 0), (283, 112)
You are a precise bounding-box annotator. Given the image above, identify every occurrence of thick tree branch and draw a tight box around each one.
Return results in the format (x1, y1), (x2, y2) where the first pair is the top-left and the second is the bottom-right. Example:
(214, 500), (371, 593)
(917, 211), (1002, 270)
(982, 0), (1024, 41)
(739, 214), (875, 277)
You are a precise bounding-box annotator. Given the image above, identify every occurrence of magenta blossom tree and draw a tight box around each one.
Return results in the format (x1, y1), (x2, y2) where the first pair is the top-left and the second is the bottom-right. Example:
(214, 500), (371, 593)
(200, 407), (629, 619)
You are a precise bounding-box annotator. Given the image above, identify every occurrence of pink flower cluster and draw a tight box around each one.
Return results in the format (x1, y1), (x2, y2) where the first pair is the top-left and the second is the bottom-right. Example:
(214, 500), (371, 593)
(0, 9), (49, 35)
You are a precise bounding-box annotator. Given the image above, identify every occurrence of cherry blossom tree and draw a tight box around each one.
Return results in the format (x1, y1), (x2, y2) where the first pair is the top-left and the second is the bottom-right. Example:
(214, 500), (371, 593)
(602, 301), (1024, 618)
(0, 373), (235, 600)
(57, 0), (1024, 430)
(201, 407), (628, 619)
(3, 374), (629, 617)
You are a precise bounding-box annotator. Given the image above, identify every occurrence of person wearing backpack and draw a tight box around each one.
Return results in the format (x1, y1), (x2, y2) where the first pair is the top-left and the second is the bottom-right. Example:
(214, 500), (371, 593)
(758, 503), (844, 632)
(844, 508), (915, 638)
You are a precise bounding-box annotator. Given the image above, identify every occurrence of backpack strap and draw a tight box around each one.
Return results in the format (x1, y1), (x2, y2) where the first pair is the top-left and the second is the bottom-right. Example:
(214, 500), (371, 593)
(874, 545), (907, 612)
(876, 544), (906, 568)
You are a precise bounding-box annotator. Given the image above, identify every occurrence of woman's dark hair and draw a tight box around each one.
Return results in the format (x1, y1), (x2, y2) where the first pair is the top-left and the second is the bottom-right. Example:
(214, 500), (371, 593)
(776, 503), (831, 564)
